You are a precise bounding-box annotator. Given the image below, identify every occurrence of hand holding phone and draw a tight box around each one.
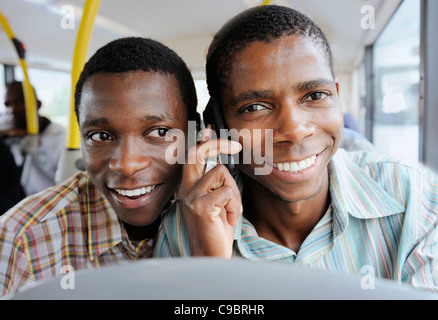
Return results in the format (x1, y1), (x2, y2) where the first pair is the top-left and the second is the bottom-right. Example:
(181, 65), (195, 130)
(202, 98), (236, 176)
(177, 123), (242, 258)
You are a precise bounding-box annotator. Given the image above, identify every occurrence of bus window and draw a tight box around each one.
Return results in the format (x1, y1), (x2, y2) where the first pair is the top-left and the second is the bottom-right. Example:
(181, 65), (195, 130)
(14, 67), (70, 129)
(194, 79), (209, 116)
(372, 0), (420, 163)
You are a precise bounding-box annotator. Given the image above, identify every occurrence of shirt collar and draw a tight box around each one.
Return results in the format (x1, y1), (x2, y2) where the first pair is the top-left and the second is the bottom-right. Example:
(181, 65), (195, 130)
(328, 149), (405, 235)
(80, 175), (124, 261)
(234, 214), (296, 261)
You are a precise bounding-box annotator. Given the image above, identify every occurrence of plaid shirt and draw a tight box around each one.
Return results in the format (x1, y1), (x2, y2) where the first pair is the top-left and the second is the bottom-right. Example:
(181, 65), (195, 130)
(0, 172), (155, 297)
(155, 149), (438, 292)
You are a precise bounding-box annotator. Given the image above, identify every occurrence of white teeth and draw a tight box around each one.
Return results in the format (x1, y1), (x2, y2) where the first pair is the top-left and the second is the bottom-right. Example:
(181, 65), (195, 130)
(115, 185), (156, 197)
(305, 158), (312, 167)
(274, 155), (316, 173)
(291, 162), (299, 172)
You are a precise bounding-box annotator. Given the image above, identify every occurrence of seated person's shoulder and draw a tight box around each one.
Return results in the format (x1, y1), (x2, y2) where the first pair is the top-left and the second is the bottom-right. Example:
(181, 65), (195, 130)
(339, 149), (438, 200)
(0, 171), (89, 236)
(44, 121), (67, 141)
(342, 148), (425, 171)
(340, 127), (375, 152)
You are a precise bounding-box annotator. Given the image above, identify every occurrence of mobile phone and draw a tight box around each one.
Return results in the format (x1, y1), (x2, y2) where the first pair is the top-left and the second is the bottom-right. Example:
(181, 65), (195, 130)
(202, 97), (236, 176)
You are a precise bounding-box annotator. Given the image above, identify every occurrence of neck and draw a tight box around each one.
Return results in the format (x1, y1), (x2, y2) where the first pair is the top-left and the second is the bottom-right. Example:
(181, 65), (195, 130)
(19, 116), (50, 134)
(38, 116), (50, 133)
(243, 174), (330, 253)
(122, 217), (161, 242)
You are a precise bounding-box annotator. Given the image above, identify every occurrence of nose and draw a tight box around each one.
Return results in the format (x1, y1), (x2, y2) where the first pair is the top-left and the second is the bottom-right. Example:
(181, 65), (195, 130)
(274, 100), (316, 144)
(108, 139), (153, 177)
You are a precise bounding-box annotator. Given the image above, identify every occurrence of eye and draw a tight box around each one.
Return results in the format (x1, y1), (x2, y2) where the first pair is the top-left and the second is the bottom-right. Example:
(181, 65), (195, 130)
(303, 92), (330, 102)
(89, 132), (113, 142)
(4, 99), (24, 107)
(240, 104), (267, 113)
(148, 127), (169, 138)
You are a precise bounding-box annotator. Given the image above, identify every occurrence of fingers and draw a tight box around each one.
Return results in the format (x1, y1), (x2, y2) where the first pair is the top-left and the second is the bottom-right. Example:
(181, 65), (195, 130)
(187, 136), (241, 168)
(180, 133), (242, 198)
(188, 187), (240, 225)
(196, 165), (242, 225)
(176, 127), (243, 257)
(204, 181), (241, 226)
(181, 164), (241, 224)
(181, 181), (241, 257)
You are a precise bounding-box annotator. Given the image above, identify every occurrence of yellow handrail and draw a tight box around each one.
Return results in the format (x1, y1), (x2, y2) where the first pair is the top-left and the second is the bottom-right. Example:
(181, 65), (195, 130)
(66, 0), (101, 149)
(56, 0), (100, 182)
(0, 11), (38, 135)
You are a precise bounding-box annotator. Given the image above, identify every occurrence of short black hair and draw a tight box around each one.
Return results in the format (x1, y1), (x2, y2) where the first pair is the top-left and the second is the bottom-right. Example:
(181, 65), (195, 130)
(206, 5), (334, 100)
(75, 37), (198, 123)
(6, 81), (39, 100)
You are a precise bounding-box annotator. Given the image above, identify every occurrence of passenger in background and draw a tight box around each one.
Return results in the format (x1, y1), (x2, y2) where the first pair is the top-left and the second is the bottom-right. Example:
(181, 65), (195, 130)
(0, 138), (25, 214)
(341, 127), (375, 152)
(0, 81), (66, 197)
(341, 113), (375, 152)
(343, 113), (361, 133)
(0, 37), (198, 297)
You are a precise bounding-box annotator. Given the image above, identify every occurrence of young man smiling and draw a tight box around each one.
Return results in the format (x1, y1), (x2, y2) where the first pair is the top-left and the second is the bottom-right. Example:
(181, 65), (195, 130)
(155, 5), (438, 292)
(0, 37), (198, 297)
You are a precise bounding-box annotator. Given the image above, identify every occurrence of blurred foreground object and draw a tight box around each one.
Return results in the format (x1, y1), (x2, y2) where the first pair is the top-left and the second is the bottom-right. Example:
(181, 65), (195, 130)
(11, 258), (438, 300)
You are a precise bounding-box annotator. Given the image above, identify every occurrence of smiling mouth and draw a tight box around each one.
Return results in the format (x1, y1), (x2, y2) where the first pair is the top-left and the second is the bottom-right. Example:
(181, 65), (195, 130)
(114, 185), (157, 198)
(273, 155), (317, 173)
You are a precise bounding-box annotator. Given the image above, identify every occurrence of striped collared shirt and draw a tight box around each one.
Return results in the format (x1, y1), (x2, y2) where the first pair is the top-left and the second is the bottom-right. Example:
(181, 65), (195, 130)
(0, 172), (154, 297)
(154, 149), (438, 292)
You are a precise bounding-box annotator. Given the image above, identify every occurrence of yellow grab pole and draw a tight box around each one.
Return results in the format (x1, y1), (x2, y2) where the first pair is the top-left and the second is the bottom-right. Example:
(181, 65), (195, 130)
(0, 11), (38, 135)
(67, 0), (101, 149)
(261, 0), (272, 5)
(56, 0), (100, 182)
(0, 10), (40, 189)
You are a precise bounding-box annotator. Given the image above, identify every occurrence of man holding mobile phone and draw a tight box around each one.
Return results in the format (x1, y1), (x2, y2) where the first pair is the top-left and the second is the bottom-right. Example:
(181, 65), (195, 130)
(155, 5), (438, 292)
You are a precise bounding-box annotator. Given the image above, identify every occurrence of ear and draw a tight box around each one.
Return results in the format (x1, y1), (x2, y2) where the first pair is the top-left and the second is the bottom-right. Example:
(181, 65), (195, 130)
(335, 80), (340, 95)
